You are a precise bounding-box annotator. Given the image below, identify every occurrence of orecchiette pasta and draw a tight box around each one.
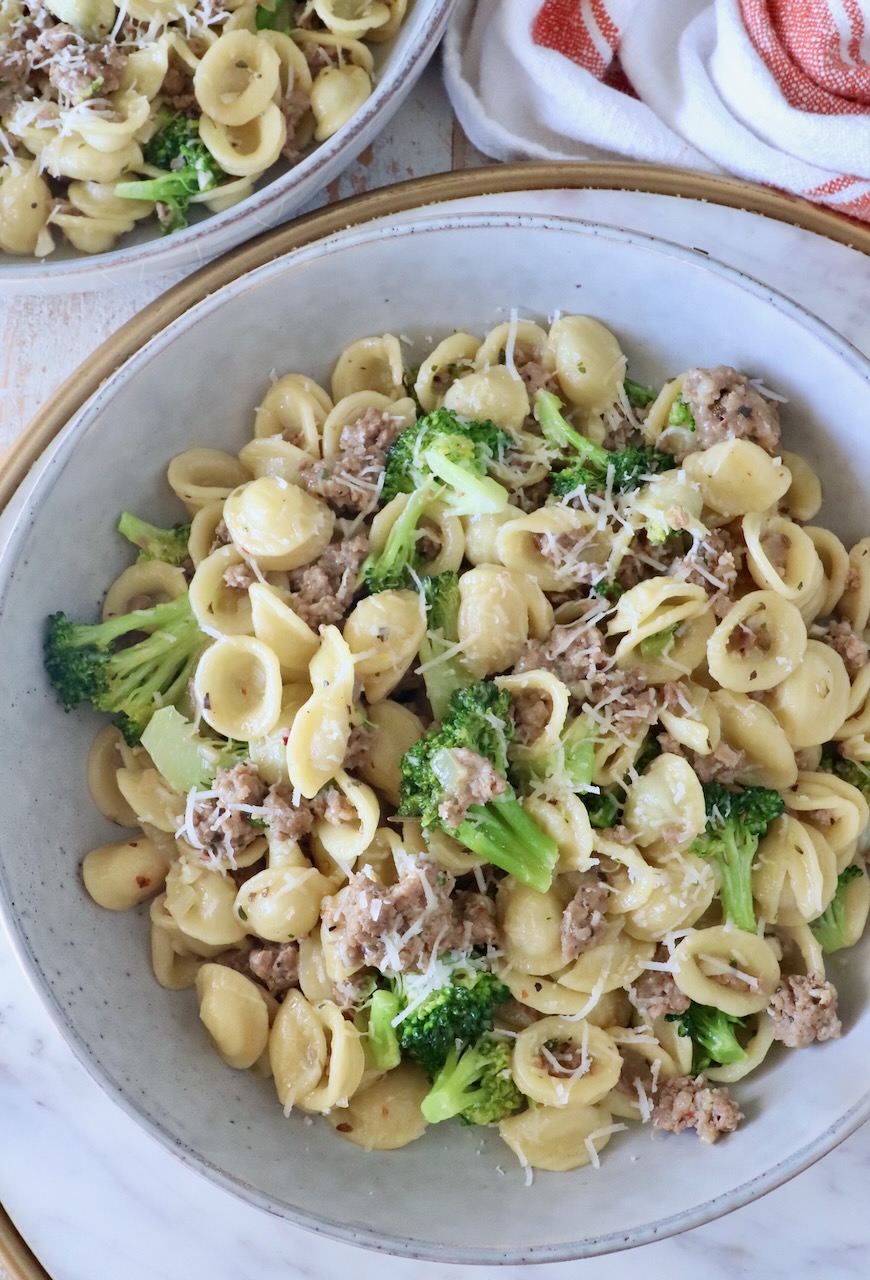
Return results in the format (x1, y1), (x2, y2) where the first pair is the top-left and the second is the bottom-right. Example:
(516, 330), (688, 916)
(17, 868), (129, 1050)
(55, 321), (870, 1177)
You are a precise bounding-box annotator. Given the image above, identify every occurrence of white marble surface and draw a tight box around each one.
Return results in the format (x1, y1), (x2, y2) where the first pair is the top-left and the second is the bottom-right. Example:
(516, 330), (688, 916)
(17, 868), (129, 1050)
(4, 187), (870, 1279)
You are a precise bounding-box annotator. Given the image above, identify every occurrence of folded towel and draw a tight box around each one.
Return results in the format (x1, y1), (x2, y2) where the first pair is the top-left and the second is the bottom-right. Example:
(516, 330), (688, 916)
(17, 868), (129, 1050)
(443, 0), (870, 221)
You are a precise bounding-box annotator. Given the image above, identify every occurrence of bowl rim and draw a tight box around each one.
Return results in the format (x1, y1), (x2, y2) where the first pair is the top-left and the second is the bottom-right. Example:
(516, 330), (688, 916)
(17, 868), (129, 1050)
(0, 0), (458, 289)
(3, 208), (870, 1263)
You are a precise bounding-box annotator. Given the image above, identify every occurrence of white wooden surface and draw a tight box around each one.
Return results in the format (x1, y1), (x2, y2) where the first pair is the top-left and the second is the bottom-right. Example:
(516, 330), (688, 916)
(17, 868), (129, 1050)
(0, 57), (483, 462)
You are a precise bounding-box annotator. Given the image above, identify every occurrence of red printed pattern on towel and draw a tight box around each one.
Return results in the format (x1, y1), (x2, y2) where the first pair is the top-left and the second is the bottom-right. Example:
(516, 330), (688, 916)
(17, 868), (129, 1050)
(532, 0), (619, 77)
(740, 0), (870, 113)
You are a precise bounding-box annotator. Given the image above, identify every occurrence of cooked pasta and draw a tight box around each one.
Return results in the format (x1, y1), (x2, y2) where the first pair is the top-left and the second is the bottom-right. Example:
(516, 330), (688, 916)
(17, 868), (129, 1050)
(47, 315), (870, 1178)
(0, 0), (410, 257)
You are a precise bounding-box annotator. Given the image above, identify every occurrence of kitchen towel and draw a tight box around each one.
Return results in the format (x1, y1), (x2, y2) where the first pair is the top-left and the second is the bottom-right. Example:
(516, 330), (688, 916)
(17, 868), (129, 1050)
(443, 0), (870, 221)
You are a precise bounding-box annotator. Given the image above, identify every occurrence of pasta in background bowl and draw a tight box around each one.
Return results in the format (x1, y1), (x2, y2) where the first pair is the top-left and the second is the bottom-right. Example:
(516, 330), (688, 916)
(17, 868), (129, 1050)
(2, 213), (870, 1262)
(0, 0), (455, 292)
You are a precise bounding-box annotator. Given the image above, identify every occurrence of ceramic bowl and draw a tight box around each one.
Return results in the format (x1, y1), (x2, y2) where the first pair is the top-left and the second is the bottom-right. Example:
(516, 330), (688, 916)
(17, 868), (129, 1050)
(2, 212), (870, 1262)
(0, 0), (455, 295)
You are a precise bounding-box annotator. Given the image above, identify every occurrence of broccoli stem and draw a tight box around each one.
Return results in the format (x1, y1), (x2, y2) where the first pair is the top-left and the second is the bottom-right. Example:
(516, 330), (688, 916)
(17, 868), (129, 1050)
(422, 448), (509, 515)
(534, 389), (606, 465)
(715, 829), (756, 933)
(362, 480), (437, 592)
(117, 512), (191, 565)
(453, 793), (557, 894)
(639, 624), (679, 658)
(624, 378), (655, 408)
(367, 989), (402, 1071)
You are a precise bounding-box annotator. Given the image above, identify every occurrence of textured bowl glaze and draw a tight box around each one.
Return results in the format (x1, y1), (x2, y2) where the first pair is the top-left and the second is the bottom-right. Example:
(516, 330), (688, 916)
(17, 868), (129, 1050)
(2, 213), (870, 1262)
(0, 0), (455, 295)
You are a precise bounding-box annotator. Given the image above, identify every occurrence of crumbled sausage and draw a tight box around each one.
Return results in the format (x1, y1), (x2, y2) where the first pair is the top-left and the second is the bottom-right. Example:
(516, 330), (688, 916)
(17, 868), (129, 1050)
(216, 940), (300, 998)
(322, 857), (498, 973)
(818, 619), (870, 679)
(767, 972), (842, 1048)
(616, 1048), (654, 1099)
(510, 687), (552, 746)
(222, 560), (258, 591)
(248, 942), (300, 995)
(191, 763), (268, 861)
(279, 86), (311, 159)
(514, 620), (610, 684)
(437, 748), (506, 828)
(669, 529), (742, 619)
(261, 782), (356, 841)
(629, 959), (690, 1022)
(690, 740), (746, 785)
(300, 409), (405, 514)
(344, 721), (376, 770)
(0, 36), (29, 113)
(760, 530), (790, 575)
(560, 879), (610, 961)
(675, 366), (781, 459)
(517, 360), (556, 397)
(160, 64), (197, 114)
(651, 1075), (743, 1144)
(286, 535), (368, 629)
(31, 25), (126, 101)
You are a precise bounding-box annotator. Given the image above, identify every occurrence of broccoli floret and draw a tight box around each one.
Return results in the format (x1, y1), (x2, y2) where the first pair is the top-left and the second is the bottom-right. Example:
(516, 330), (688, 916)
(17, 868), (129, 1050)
(666, 1001), (747, 1074)
(254, 0), (293, 29)
(638, 622), (680, 658)
(420, 1037), (522, 1126)
(634, 730), (662, 776)
(44, 594), (205, 744)
(361, 482), (433, 592)
(381, 408), (512, 513)
(398, 681), (559, 892)
(534, 390), (673, 496)
(417, 571), (471, 719)
(810, 865), (865, 953)
(513, 711), (596, 796)
(585, 789), (622, 829)
(691, 782), (785, 932)
(623, 378), (656, 408)
(820, 747), (870, 803)
(591, 578), (624, 601)
(115, 113), (225, 234)
(396, 968), (510, 1078)
(668, 394), (695, 429)
(366, 988), (402, 1071)
(363, 410), (512, 592)
(117, 512), (191, 566)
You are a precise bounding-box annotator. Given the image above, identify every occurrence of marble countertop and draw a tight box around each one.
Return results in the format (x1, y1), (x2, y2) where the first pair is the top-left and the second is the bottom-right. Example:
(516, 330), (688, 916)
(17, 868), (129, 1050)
(4, 67), (870, 1280)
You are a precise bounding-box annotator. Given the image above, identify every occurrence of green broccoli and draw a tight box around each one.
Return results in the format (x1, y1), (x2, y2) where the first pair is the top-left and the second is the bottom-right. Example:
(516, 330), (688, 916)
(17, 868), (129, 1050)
(115, 113), (225, 233)
(534, 390), (673, 496)
(638, 623), (680, 658)
(117, 512), (191, 566)
(585, 788), (622, 829)
(668, 394), (695, 430)
(591, 578), (625, 601)
(623, 378), (656, 408)
(254, 0), (293, 29)
(398, 681), (559, 892)
(820, 747), (870, 803)
(140, 705), (242, 792)
(810, 865), (865, 953)
(395, 967), (511, 1078)
(666, 1001), (747, 1074)
(420, 1037), (522, 1126)
(44, 593), (205, 744)
(381, 408), (511, 512)
(365, 988), (403, 1071)
(691, 782), (785, 932)
(513, 711), (596, 796)
(362, 410), (512, 592)
(417, 571), (471, 719)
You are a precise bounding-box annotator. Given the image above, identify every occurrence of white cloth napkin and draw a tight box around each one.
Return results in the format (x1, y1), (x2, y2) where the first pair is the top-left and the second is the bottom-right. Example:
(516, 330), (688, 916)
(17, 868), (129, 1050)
(443, 0), (870, 221)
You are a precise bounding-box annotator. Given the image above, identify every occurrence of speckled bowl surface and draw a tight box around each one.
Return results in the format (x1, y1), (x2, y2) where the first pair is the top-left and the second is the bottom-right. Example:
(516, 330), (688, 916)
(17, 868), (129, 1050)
(1, 213), (869, 1262)
(0, 0), (456, 295)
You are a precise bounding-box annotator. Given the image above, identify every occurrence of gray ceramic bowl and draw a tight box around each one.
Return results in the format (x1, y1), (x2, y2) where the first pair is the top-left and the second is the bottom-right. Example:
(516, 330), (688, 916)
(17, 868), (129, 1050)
(0, 0), (456, 295)
(2, 213), (870, 1262)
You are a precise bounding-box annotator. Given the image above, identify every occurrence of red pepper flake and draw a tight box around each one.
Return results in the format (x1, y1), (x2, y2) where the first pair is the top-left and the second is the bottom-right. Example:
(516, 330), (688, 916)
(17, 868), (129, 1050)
(241, 687), (248, 696)
(135, 876), (151, 889)
(335, 1123), (353, 1133)
(129, 841), (138, 848)
(282, 733), (289, 745)
(381, 1106), (390, 1117)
